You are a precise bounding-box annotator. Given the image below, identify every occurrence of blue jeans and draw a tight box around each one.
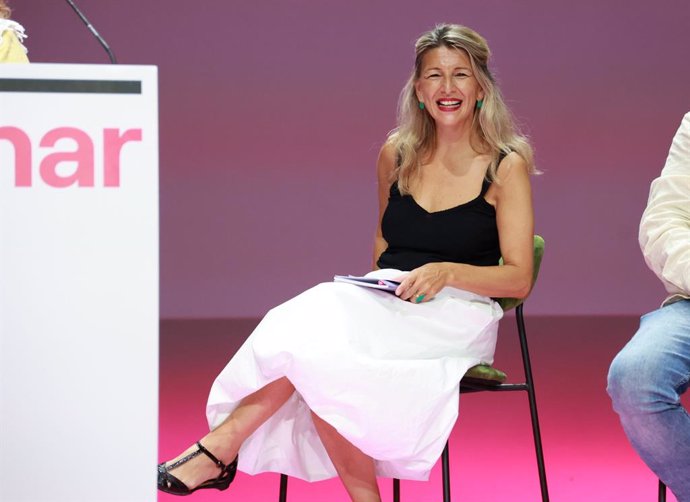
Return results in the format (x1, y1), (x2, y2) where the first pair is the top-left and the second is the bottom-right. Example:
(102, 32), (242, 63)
(608, 299), (690, 501)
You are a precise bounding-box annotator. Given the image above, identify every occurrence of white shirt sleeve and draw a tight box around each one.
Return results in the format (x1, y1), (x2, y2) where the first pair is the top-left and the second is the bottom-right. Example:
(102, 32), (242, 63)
(639, 112), (690, 304)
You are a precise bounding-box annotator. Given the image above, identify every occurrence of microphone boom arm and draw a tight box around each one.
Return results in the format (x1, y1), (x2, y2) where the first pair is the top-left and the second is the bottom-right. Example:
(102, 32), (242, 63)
(64, 0), (117, 64)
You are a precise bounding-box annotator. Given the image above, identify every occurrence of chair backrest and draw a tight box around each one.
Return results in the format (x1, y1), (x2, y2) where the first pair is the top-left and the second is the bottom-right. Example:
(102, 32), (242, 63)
(497, 235), (545, 312)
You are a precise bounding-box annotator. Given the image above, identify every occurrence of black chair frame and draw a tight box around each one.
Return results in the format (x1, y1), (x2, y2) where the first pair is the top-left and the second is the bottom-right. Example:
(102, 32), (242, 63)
(277, 303), (549, 502)
(278, 305), (668, 502)
(392, 302), (549, 502)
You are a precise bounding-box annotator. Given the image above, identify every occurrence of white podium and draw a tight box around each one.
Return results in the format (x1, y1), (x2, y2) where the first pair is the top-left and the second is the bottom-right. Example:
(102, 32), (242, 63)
(0, 64), (158, 502)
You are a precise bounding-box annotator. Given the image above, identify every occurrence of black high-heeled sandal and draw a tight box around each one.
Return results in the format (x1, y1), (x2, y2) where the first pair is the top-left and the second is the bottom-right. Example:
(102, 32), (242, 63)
(158, 441), (238, 496)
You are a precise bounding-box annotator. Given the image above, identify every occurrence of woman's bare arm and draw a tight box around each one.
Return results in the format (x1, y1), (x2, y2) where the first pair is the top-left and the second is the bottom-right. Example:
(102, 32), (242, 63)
(372, 143), (396, 269)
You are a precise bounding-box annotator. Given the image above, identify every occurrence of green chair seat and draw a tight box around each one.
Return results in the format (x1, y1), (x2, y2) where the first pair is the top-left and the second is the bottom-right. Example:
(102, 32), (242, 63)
(464, 363), (507, 384)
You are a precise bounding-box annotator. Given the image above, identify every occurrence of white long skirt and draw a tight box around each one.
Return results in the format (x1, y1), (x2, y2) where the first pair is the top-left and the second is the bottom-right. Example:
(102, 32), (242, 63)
(206, 270), (503, 481)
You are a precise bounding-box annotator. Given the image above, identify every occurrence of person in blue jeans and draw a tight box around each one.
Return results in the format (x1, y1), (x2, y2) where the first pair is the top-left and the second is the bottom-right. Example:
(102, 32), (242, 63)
(608, 112), (690, 501)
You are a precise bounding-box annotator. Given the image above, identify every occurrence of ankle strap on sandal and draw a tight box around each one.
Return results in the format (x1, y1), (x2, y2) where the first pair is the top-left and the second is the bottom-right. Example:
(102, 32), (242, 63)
(195, 441), (227, 471)
(164, 441), (227, 473)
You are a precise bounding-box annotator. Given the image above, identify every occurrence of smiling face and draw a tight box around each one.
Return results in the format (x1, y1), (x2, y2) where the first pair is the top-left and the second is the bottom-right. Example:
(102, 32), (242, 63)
(414, 46), (484, 131)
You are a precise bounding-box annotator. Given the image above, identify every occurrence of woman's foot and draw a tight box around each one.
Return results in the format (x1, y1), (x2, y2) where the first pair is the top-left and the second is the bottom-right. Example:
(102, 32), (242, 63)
(158, 378), (295, 494)
(158, 440), (238, 495)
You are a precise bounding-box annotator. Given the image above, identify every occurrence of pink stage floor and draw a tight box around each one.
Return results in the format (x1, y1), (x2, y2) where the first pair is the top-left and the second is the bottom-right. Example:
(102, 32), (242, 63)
(158, 315), (683, 502)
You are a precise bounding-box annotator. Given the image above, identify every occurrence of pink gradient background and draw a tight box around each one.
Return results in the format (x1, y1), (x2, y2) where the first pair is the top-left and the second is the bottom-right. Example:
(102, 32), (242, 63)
(158, 316), (685, 502)
(14, 1), (690, 500)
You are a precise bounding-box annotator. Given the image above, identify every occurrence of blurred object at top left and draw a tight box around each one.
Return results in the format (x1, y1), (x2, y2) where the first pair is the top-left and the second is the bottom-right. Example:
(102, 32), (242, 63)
(0, 0), (28, 63)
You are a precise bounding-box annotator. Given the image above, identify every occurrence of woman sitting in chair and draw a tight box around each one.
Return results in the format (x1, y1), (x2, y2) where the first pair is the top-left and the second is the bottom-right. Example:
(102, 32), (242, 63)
(159, 23), (536, 502)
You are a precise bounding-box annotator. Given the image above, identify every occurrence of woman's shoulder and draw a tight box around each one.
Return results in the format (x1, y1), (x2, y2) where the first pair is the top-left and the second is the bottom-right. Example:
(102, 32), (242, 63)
(484, 151), (531, 205)
(495, 151), (529, 182)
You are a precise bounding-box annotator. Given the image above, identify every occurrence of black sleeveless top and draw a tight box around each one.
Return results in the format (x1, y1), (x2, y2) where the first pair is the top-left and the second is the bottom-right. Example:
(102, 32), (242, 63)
(376, 178), (500, 271)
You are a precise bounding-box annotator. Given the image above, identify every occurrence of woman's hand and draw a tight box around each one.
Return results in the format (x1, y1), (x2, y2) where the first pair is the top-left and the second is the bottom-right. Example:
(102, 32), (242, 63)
(395, 263), (451, 303)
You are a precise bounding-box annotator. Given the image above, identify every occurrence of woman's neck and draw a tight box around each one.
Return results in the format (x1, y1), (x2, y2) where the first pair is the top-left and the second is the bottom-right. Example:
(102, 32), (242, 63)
(432, 123), (483, 164)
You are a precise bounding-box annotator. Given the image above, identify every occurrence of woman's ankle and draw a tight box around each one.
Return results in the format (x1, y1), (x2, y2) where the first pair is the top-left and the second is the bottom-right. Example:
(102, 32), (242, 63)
(200, 430), (240, 465)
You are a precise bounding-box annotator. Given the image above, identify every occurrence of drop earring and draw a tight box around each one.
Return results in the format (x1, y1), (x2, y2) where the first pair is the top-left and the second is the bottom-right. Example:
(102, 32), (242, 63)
(418, 101), (425, 110)
(476, 99), (484, 110)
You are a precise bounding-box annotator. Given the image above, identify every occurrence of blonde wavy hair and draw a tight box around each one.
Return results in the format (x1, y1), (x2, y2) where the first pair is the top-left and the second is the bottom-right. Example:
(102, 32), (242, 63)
(388, 24), (536, 194)
(0, 0), (11, 19)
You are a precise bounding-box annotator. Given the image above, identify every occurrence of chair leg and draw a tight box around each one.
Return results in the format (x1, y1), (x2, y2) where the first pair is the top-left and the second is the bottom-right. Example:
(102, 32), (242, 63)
(442, 441), (451, 502)
(516, 305), (550, 502)
(279, 473), (288, 502)
(659, 480), (666, 502)
(393, 478), (400, 502)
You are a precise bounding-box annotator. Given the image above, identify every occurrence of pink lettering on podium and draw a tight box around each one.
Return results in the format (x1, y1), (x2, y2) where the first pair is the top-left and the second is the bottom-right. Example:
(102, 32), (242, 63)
(0, 126), (143, 187)
(40, 127), (95, 187)
(0, 126), (32, 186)
(104, 128), (143, 187)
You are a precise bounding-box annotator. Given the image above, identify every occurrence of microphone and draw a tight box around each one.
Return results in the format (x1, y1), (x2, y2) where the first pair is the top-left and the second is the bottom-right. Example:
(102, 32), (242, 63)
(63, 0), (117, 64)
